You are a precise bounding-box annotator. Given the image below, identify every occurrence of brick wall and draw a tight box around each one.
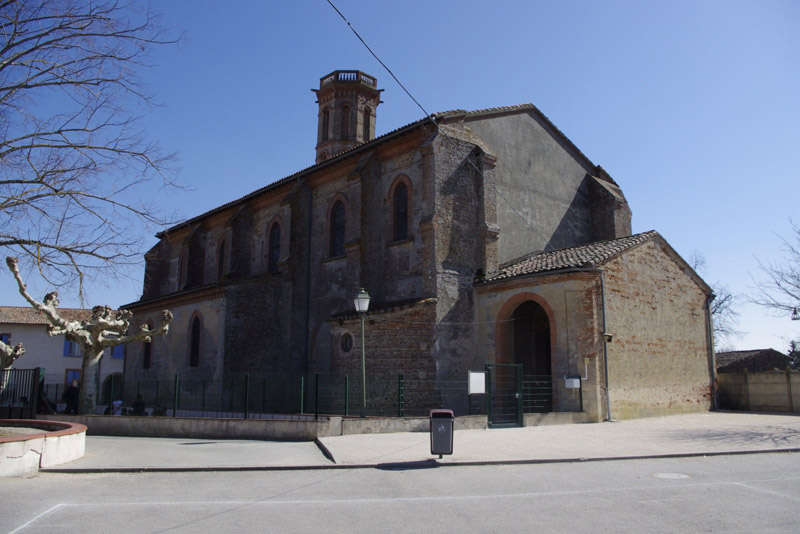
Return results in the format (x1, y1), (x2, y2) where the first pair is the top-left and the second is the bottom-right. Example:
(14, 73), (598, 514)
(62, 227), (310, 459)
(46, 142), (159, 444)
(329, 300), (439, 414)
(603, 239), (713, 418)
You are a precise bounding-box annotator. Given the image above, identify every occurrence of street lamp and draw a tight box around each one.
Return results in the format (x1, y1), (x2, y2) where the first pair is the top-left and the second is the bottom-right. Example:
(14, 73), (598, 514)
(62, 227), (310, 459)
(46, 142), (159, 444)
(792, 308), (799, 321)
(353, 288), (371, 417)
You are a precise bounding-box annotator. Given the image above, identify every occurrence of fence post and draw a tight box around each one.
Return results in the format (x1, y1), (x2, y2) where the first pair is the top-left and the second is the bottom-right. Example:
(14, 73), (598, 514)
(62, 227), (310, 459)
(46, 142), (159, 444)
(299, 376), (305, 414)
(344, 375), (349, 417)
(155, 380), (160, 408)
(485, 364), (492, 423)
(743, 370), (750, 411)
(244, 373), (250, 420)
(398, 373), (404, 417)
(314, 373), (319, 420)
(173, 374), (179, 417)
(787, 369), (794, 413)
(109, 374), (115, 407)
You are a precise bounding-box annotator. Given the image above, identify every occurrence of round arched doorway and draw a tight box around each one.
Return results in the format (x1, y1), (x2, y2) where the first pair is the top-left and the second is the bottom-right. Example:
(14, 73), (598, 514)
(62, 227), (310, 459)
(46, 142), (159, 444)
(510, 301), (552, 377)
(497, 297), (554, 413)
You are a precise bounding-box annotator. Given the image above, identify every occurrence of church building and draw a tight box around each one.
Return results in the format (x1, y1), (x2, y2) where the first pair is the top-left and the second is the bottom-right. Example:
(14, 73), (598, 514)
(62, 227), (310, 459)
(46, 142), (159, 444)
(124, 70), (715, 422)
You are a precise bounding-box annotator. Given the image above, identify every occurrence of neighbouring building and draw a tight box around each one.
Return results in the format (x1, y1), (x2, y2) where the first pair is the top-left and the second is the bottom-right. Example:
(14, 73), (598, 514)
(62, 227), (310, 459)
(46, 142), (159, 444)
(123, 70), (715, 422)
(716, 349), (795, 373)
(0, 306), (124, 406)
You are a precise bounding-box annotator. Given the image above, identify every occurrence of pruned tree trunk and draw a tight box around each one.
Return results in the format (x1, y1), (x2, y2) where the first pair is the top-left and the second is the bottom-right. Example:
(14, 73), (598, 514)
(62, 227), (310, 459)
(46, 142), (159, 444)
(79, 347), (105, 415)
(0, 340), (25, 370)
(6, 256), (172, 414)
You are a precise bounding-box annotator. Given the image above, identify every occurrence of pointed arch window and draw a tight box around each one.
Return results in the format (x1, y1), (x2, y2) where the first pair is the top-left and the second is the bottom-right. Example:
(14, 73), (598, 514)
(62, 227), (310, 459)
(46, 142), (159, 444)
(321, 109), (330, 142)
(363, 107), (371, 141)
(178, 248), (188, 290)
(268, 222), (281, 273)
(393, 181), (409, 241)
(189, 316), (201, 368)
(341, 105), (351, 138)
(217, 238), (226, 279)
(329, 200), (346, 258)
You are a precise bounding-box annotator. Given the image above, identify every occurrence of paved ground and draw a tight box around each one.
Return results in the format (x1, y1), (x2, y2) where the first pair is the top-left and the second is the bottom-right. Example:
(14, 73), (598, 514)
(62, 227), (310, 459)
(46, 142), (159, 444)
(6, 453), (800, 532)
(42, 411), (800, 472)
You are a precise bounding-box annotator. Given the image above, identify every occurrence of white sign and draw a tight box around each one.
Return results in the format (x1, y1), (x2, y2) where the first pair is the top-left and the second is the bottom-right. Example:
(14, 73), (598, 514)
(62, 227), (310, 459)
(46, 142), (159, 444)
(468, 371), (486, 395)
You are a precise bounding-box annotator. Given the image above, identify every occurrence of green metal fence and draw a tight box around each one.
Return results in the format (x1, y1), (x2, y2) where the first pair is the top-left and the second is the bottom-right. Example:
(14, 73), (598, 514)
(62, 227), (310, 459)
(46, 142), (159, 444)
(37, 370), (571, 419)
(84, 371), (480, 419)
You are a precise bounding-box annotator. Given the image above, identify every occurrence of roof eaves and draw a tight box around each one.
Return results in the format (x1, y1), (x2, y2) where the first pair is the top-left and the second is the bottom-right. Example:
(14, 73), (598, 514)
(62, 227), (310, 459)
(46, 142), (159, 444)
(158, 116), (436, 238)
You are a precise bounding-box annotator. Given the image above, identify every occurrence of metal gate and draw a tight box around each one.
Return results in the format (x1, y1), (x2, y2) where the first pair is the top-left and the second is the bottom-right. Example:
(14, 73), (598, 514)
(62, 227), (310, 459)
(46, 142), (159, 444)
(486, 363), (522, 428)
(0, 368), (41, 419)
(522, 375), (553, 413)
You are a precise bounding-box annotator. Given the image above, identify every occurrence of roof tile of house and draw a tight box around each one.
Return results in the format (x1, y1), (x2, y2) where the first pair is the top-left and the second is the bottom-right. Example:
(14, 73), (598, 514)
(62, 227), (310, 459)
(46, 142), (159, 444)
(0, 306), (92, 325)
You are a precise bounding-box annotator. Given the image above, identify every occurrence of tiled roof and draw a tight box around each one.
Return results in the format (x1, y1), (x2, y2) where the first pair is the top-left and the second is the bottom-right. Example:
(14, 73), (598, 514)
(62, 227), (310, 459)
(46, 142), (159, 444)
(483, 231), (658, 283)
(716, 349), (792, 372)
(159, 102), (597, 238)
(0, 306), (92, 325)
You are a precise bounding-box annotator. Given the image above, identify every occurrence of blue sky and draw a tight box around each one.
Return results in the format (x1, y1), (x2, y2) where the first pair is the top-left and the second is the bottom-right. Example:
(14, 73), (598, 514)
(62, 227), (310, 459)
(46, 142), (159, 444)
(3, 0), (798, 351)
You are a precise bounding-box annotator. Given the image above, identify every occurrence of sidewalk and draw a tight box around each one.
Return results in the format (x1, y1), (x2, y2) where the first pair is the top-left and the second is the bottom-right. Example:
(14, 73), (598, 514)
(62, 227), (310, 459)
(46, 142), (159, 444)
(42, 411), (800, 472)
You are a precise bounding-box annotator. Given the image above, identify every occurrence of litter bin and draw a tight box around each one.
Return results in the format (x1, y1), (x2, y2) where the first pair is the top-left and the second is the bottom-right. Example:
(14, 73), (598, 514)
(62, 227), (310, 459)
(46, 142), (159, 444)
(430, 409), (454, 457)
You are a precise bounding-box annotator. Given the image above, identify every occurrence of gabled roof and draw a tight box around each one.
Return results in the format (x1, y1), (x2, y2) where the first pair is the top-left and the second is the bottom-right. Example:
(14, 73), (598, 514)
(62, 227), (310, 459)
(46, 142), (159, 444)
(159, 102), (605, 237)
(716, 349), (794, 372)
(483, 231), (659, 283)
(0, 306), (91, 325)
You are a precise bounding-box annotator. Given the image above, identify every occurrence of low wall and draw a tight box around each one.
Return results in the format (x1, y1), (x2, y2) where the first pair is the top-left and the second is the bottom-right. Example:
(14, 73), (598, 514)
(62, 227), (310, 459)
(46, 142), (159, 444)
(44, 414), (341, 441)
(0, 419), (86, 477)
(40, 412), (597, 440)
(717, 370), (799, 413)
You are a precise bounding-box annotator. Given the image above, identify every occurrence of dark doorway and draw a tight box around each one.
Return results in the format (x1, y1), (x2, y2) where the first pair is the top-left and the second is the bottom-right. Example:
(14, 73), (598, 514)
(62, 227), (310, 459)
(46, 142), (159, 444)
(510, 301), (552, 412)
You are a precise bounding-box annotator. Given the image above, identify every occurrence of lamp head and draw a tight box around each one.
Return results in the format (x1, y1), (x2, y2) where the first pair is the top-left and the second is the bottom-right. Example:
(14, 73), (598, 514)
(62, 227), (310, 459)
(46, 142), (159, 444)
(354, 287), (371, 313)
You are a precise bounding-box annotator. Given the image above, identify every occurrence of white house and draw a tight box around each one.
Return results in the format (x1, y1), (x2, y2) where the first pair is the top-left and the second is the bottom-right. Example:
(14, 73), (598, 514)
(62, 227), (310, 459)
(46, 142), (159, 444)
(0, 306), (124, 407)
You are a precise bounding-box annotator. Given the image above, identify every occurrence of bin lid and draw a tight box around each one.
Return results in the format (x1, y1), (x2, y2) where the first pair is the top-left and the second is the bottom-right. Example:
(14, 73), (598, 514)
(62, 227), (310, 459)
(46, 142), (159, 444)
(429, 409), (454, 418)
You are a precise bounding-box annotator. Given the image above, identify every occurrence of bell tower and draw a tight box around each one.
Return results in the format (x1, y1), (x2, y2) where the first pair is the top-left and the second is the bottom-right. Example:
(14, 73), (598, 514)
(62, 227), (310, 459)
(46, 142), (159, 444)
(313, 70), (383, 163)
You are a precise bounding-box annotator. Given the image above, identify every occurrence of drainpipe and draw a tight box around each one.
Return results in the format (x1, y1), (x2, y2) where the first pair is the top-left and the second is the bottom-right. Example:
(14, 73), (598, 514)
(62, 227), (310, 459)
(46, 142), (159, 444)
(705, 294), (717, 409)
(599, 270), (612, 422)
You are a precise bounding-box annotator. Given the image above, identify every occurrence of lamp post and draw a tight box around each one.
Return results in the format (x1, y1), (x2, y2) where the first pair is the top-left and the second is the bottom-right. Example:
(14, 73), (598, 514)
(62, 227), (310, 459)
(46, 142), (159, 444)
(353, 288), (371, 418)
(791, 308), (799, 321)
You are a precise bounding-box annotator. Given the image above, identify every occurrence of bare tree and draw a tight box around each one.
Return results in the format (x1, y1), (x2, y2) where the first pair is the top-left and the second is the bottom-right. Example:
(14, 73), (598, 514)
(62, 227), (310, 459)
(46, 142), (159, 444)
(688, 251), (742, 348)
(752, 221), (800, 319)
(0, 1), (179, 363)
(0, 0), (179, 288)
(7, 256), (171, 414)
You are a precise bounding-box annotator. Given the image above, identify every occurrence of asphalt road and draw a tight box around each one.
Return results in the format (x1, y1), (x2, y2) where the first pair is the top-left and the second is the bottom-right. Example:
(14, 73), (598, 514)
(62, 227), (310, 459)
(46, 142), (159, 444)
(3, 452), (799, 533)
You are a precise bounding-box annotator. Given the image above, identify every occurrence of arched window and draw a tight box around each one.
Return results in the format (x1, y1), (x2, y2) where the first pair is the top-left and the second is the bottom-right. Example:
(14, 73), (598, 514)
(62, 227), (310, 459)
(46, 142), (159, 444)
(363, 107), (371, 141)
(189, 316), (201, 368)
(217, 238), (226, 279)
(142, 321), (153, 370)
(178, 249), (188, 289)
(268, 222), (281, 273)
(341, 104), (350, 138)
(321, 109), (329, 142)
(393, 182), (409, 241)
(329, 200), (345, 258)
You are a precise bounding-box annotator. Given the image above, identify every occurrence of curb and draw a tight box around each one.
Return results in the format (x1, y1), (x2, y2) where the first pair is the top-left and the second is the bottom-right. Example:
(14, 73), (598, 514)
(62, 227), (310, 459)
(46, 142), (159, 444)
(39, 447), (800, 474)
